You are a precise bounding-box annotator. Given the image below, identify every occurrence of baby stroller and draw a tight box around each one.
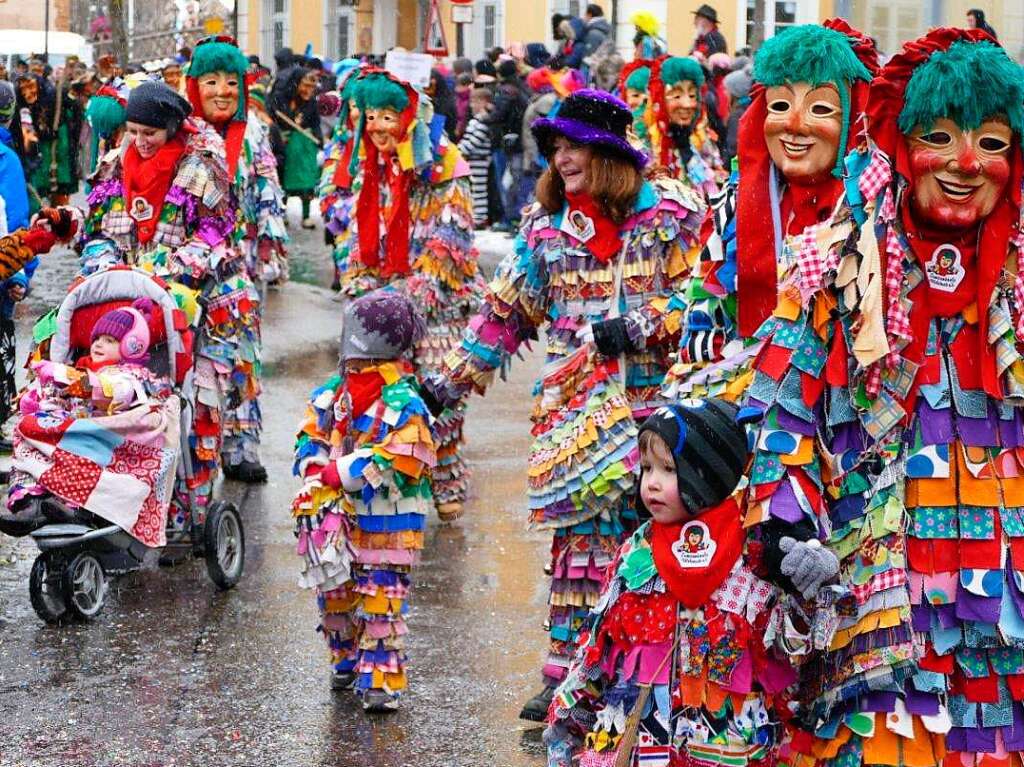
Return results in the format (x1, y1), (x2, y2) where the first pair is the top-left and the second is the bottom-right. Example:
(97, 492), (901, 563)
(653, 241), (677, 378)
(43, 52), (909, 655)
(7, 267), (245, 622)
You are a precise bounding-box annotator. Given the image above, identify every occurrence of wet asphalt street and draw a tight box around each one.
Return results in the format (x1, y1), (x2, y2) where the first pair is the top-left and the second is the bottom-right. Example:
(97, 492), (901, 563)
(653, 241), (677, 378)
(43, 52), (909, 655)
(0, 205), (552, 767)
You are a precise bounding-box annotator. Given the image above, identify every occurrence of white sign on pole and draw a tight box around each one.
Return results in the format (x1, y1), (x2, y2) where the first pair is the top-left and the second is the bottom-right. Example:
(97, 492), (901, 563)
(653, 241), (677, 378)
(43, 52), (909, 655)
(384, 50), (435, 88)
(452, 5), (473, 23)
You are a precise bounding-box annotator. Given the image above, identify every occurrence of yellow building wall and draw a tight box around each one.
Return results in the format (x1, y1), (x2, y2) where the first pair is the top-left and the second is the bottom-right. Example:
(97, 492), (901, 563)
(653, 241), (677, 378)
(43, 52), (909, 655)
(667, 0), (738, 57)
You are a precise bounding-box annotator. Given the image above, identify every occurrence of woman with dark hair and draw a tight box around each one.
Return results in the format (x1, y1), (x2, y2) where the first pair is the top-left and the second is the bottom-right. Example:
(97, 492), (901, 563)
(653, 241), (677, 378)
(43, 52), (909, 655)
(270, 65), (322, 228)
(966, 8), (997, 39)
(426, 68), (457, 139)
(76, 80), (241, 516)
(425, 89), (707, 722)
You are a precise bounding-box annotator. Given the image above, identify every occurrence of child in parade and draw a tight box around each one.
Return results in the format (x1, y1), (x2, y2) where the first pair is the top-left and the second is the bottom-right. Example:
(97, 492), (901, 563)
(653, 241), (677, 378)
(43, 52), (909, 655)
(545, 398), (840, 767)
(458, 87), (496, 227)
(291, 289), (436, 713)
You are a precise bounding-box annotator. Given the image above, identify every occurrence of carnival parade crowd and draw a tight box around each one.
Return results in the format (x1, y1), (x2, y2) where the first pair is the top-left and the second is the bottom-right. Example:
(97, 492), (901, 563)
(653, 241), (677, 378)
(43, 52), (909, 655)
(1, 4), (1023, 767)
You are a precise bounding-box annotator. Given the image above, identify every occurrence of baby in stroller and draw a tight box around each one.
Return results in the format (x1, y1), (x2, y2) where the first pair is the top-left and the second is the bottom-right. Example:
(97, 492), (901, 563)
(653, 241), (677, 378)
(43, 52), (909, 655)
(1, 266), (244, 622)
(3, 297), (177, 538)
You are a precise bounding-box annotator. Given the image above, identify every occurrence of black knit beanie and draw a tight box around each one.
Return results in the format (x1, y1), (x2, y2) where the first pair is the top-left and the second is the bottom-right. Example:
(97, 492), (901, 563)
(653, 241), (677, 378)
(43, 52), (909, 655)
(637, 398), (750, 515)
(125, 81), (192, 135)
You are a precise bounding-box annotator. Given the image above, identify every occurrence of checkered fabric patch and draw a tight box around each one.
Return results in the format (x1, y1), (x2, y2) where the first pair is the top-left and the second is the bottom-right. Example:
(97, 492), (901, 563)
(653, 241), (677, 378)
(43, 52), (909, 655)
(857, 150), (892, 204)
(796, 223), (826, 300)
(884, 227), (912, 353)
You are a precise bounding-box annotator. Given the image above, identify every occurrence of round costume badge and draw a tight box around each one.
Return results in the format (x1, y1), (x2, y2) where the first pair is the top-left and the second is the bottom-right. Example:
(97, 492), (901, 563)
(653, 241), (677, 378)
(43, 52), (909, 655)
(562, 209), (596, 242)
(671, 519), (717, 568)
(924, 243), (965, 293)
(130, 197), (155, 222)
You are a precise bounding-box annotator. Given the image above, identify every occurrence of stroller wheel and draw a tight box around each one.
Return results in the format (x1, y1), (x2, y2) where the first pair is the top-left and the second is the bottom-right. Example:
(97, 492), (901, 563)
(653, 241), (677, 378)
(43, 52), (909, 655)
(29, 552), (68, 624)
(61, 552), (108, 620)
(204, 501), (245, 590)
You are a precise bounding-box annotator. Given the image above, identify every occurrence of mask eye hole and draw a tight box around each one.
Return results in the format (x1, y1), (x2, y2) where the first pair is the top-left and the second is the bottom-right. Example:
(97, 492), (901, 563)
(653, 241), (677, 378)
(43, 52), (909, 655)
(767, 99), (790, 114)
(918, 131), (952, 146)
(979, 136), (1010, 152)
(810, 101), (839, 117)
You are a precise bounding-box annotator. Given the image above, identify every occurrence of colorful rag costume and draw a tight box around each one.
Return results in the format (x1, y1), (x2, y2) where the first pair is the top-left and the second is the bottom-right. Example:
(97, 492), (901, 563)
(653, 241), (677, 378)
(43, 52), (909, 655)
(318, 67), (363, 288)
(77, 113), (248, 516)
(662, 21), (878, 403)
(291, 360), (436, 704)
(546, 400), (832, 767)
(339, 68), (483, 513)
(185, 37), (288, 473)
(619, 59), (654, 154)
(648, 56), (725, 198)
(431, 90), (706, 688)
(743, 28), (1024, 767)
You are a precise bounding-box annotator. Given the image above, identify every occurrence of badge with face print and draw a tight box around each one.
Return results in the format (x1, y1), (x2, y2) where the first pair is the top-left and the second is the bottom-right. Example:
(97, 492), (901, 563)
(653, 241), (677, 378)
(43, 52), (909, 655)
(924, 243), (966, 293)
(561, 208), (596, 242)
(130, 196), (154, 222)
(672, 520), (717, 568)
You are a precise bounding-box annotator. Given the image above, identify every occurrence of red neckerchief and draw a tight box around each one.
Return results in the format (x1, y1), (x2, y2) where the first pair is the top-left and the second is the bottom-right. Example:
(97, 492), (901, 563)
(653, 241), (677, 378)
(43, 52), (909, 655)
(735, 18), (879, 337)
(867, 27), (1022, 400)
(903, 209), (979, 320)
(565, 191), (622, 263)
(650, 497), (744, 609)
(343, 368), (387, 423)
(354, 71), (418, 277)
(122, 136), (187, 244)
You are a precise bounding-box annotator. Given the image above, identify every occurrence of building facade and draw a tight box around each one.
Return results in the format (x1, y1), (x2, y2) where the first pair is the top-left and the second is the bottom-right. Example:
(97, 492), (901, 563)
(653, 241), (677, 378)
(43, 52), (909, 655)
(242, 0), (1023, 68)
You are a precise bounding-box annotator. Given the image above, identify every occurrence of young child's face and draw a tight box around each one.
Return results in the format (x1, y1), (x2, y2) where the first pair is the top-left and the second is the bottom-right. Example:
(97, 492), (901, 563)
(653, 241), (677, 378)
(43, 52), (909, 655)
(470, 93), (489, 115)
(91, 334), (122, 365)
(639, 433), (687, 524)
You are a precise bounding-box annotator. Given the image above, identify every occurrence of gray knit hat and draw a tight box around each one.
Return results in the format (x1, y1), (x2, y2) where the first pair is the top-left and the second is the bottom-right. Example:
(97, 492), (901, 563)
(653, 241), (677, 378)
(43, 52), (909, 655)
(0, 81), (15, 127)
(724, 66), (753, 100)
(339, 289), (426, 362)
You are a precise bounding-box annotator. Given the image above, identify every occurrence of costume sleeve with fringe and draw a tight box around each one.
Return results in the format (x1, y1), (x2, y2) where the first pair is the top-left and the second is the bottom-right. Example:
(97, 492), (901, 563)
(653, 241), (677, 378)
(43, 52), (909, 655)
(233, 111), (288, 283)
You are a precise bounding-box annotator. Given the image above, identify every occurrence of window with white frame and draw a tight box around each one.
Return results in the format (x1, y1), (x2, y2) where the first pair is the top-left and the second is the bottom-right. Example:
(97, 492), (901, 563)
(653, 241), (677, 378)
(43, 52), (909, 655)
(325, 1), (356, 59)
(262, 0), (290, 65)
(741, 0), (812, 50)
(484, 4), (497, 50)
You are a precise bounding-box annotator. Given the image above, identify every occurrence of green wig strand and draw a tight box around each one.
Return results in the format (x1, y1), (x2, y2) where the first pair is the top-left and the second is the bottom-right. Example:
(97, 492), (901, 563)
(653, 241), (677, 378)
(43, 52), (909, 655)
(660, 57), (704, 88)
(753, 24), (871, 89)
(625, 66), (651, 92)
(899, 40), (1024, 135)
(354, 73), (410, 113)
(187, 41), (249, 79)
(86, 94), (126, 137)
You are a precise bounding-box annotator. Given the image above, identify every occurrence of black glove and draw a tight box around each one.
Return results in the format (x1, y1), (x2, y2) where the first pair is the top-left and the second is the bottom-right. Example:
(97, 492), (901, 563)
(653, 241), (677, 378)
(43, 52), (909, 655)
(592, 317), (631, 358)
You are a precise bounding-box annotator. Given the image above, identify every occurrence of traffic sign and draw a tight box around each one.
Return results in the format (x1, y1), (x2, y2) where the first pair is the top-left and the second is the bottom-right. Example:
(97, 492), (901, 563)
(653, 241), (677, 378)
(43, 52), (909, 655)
(423, 0), (449, 56)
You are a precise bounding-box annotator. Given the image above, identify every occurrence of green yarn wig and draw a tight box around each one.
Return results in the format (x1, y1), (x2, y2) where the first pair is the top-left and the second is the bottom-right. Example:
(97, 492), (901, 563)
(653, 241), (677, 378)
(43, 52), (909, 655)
(661, 57), (704, 88)
(86, 93), (125, 138)
(753, 24), (871, 89)
(354, 73), (410, 112)
(187, 38), (250, 123)
(898, 40), (1024, 135)
(187, 40), (249, 79)
(625, 66), (651, 92)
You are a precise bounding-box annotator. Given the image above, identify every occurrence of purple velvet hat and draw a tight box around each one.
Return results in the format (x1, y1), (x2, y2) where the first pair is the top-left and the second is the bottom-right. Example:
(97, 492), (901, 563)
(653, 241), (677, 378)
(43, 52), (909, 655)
(532, 88), (648, 169)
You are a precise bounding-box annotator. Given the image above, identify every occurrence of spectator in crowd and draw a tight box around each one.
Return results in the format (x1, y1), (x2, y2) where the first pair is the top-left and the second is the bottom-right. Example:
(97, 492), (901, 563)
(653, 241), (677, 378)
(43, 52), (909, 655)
(454, 72), (473, 140)
(966, 8), (998, 39)
(581, 4), (611, 58)
(523, 43), (551, 71)
(452, 57), (474, 79)
(630, 10), (667, 58)
(722, 60), (752, 165)
(690, 4), (728, 59)
(457, 87), (494, 227)
(550, 14), (586, 70)
(274, 47), (295, 73)
(161, 60), (183, 92)
(491, 59), (529, 229)
(474, 58), (497, 85)
(427, 68), (457, 139)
